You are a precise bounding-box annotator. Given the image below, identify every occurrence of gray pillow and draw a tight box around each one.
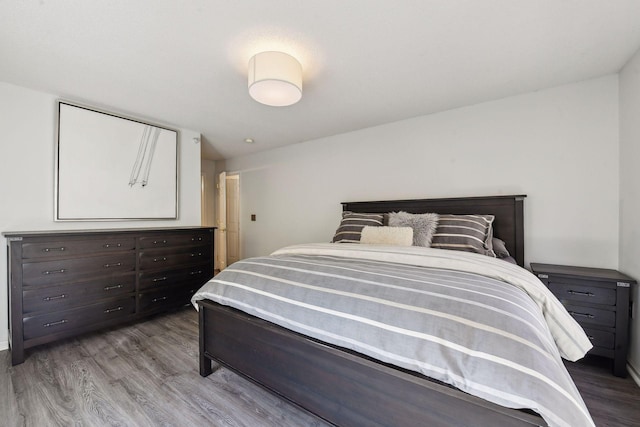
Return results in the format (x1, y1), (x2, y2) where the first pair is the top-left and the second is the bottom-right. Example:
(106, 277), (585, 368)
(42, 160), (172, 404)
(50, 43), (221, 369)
(431, 214), (496, 256)
(492, 237), (511, 258)
(332, 211), (384, 243)
(387, 211), (439, 247)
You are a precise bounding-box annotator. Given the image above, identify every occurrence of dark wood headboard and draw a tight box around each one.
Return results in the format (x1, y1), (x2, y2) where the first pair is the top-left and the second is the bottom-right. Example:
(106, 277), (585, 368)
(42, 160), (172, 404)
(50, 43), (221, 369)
(342, 195), (526, 267)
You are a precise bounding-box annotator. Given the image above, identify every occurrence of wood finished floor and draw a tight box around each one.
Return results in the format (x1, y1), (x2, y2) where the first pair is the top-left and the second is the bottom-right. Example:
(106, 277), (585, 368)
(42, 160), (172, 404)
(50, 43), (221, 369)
(1, 307), (638, 427)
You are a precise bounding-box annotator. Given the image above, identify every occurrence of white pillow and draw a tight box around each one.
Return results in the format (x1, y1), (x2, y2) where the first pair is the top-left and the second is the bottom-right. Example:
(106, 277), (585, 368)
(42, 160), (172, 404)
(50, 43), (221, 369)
(360, 226), (413, 246)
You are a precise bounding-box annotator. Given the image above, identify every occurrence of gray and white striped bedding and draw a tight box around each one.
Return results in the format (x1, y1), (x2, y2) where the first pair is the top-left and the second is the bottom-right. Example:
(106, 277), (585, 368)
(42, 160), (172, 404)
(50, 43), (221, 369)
(192, 243), (594, 427)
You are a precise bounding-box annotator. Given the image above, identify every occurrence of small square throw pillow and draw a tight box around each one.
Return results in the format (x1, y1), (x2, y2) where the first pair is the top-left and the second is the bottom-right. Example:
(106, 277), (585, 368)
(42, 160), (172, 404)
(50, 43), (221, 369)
(360, 226), (413, 246)
(387, 212), (439, 247)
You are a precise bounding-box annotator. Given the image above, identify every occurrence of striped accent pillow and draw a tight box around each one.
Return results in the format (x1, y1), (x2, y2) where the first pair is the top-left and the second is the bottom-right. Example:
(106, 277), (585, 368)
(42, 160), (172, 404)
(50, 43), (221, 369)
(431, 214), (496, 256)
(332, 212), (384, 243)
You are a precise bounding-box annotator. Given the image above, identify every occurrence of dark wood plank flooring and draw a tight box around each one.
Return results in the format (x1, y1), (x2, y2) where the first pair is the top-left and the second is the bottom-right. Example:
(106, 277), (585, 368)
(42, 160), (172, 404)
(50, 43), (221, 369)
(1, 308), (639, 426)
(565, 355), (640, 426)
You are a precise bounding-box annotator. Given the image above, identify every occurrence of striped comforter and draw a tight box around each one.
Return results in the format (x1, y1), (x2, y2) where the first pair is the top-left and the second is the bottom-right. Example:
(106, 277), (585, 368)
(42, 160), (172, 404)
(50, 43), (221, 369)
(192, 243), (594, 427)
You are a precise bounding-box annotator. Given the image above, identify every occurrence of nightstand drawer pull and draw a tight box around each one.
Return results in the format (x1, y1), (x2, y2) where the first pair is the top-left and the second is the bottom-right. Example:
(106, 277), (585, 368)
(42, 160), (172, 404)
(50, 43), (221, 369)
(152, 296), (168, 303)
(152, 240), (168, 245)
(190, 270), (203, 275)
(42, 247), (65, 253)
(43, 269), (66, 275)
(44, 319), (68, 328)
(588, 335), (595, 341)
(104, 306), (123, 314)
(103, 262), (122, 268)
(568, 290), (594, 297)
(104, 284), (123, 291)
(152, 276), (168, 282)
(569, 311), (595, 319)
(103, 243), (122, 248)
(43, 294), (66, 301)
(190, 252), (203, 257)
(153, 257), (167, 262)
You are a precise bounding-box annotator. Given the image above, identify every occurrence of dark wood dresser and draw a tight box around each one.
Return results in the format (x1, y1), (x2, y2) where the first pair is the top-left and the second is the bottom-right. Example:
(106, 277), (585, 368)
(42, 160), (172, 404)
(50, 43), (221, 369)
(4, 227), (215, 365)
(530, 263), (634, 377)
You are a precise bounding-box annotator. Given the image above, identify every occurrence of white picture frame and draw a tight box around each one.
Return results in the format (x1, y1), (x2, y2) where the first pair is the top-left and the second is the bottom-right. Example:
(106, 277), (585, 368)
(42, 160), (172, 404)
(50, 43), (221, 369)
(55, 101), (179, 221)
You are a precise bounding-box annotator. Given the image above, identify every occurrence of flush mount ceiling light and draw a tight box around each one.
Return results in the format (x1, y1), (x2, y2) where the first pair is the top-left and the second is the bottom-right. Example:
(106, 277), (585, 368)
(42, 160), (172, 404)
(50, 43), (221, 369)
(248, 51), (302, 107)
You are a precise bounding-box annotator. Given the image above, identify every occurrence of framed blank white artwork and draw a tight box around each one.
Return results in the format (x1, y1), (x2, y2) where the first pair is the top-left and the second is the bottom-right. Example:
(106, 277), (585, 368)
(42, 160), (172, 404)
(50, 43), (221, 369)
(55, 101), (179, 221)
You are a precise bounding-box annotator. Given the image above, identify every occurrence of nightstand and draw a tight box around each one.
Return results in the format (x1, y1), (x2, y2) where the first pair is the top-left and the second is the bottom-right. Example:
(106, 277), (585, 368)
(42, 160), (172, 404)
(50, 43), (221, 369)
(530, 263), (634, 377)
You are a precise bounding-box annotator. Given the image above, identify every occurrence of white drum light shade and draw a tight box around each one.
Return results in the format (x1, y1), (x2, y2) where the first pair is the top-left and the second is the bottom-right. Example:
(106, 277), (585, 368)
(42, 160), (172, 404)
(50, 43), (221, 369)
(248, 51), (302, 106)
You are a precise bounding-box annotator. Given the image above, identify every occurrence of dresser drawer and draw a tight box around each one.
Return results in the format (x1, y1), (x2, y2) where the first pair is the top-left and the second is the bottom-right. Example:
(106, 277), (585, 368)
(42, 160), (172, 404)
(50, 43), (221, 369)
(21, 238), (135, 260)
(23, 297), (135, 340)
(564, 303), (615, 327)
(139, 232), (212, 249)
(139, 263), (212, 290)
(548, 282), (615, 305)
(139, 287), (196, 314)
(583, 327), (615, 349)
(22, 253), (136, 287)
(139, 245), (212, 270)
(23, 273), (136, 314)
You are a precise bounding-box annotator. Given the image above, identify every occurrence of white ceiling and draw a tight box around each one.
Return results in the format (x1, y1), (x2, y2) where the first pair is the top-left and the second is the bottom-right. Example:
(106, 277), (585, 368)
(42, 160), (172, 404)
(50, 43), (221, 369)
(2, 1), (640, 160)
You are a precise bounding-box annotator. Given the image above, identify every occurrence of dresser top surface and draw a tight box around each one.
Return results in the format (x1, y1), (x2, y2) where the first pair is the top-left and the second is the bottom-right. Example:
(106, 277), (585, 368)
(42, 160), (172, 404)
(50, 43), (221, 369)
(530, 262), (636, 283)
(3, 226), (216, 239)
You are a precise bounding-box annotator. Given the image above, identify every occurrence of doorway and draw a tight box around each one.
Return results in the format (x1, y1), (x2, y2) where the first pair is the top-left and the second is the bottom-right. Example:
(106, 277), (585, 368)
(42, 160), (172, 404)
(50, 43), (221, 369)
(225, 174), (240, 266)
(216, 172), (240, 271)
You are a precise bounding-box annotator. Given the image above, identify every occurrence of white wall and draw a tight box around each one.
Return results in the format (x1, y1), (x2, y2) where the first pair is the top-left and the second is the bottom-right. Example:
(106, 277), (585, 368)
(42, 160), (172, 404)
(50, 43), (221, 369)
(619, 47), (640, 382)
(0, 82), (202, 349)
(222, 76), (620, 271)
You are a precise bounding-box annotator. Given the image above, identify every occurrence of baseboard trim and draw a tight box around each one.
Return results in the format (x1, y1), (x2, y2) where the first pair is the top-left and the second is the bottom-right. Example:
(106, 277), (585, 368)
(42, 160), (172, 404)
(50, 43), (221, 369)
(628, 362), (640, 388)
(0, 340), (8, 352)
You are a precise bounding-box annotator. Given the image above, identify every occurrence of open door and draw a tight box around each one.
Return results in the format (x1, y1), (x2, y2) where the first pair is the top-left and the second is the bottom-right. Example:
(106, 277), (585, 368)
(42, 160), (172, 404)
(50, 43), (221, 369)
(226, 175), (240, 265)
(217, 171), (227, 271)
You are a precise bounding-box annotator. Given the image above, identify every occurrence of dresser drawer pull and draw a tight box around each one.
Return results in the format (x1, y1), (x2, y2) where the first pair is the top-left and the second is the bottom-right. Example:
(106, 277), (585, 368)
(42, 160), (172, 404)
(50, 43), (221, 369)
(152, 276), (168, 282)
(103, 243), (122, 249)
(43, 269), (66, 275)
(44, 319), (68, 328)
(568, 290), (595, 297)
(152, 296), (168, 302)
(43, 294), (66, 301)
(190, 252), (203, 257)
(104, 284), (124, 291)
(104, 306), (124, 314)
(152, 240), (168, 245)
(191, 236), (203, 242)
(190, 270), (203, 275)
(42, 247), (65, 253)
(588, 335), (595, 341)
(153, 257), (167, 262)
(569, 311), (595, 319)
(103, 262), (123, 268)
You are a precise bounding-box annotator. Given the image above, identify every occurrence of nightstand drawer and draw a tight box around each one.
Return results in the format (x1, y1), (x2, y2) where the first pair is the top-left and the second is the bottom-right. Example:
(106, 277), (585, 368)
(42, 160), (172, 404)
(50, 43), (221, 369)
(548, 282), (616, 305)
(583, 327), (614, 349)
(564, 303), (615, 327)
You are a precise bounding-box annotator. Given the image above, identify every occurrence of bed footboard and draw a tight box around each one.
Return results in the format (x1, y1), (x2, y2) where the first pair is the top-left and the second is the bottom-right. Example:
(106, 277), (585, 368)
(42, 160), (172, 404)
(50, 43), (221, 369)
(197, 300), (546, 427)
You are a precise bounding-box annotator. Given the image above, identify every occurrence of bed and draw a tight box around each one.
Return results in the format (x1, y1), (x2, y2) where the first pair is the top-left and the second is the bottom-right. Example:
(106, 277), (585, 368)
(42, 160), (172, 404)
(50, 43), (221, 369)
(193, 195), (594, 427)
